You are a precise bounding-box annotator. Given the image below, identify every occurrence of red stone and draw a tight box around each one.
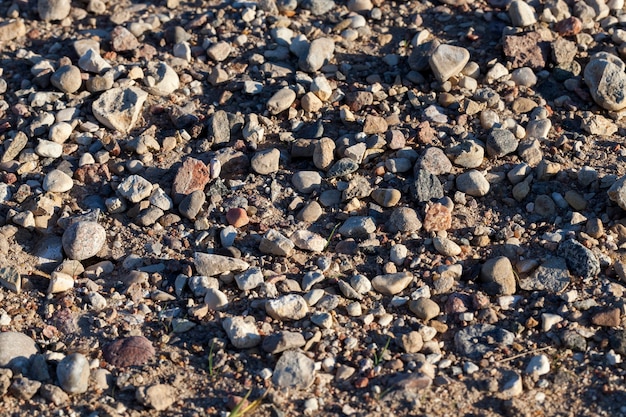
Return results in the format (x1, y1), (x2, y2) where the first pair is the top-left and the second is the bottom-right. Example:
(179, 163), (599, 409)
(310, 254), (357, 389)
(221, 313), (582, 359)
(555, 17), (583, 37)
(110, 26), (140, 52)
(172, 158), (210, 203)
(103, 336), (155, 368)
(502, 32), (550, 70)
(226, 208), (249, 228)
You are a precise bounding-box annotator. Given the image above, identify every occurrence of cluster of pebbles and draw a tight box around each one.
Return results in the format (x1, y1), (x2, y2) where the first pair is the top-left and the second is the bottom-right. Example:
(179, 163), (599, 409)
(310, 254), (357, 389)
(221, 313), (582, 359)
(3, 0), (626, 415)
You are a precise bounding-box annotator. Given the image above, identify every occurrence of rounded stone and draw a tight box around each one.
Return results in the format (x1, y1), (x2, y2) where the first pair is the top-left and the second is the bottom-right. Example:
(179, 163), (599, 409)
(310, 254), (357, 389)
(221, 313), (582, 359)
(43, 169), (73, 192)
(62, 221), (106, 261)
(50, 65), (82, 94)
(456, 170), (490, 197)
(387, 207), (422, 233)
(226, 207), (249, 228)
(57, 353), (90, 394)
(409, 298), (441, 321)
(371, 188), (401, 207)
(0, 332), (39, 368)
(480, 256), (516, 295)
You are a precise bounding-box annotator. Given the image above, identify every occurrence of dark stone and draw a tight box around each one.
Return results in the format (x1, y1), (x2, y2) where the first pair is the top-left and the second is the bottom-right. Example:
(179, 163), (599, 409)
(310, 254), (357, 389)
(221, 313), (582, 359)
(556, 239), (600, 279)
(411, 169), (444, 203)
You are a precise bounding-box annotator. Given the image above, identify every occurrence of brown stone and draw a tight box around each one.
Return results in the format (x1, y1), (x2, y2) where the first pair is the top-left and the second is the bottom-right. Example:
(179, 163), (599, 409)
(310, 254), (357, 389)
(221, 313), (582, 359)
(110, 26), (140, 52)
(103, 336), (155, 367)
(363, 115), (388, 135)
(554, 17), (582, 37)
(503, 32), (550, 70)
(346, 91), (373, 112)
(171, 158), (210, 204)
(591, 308), (621, 327)
(423, 203), (452, 232)
(226, 207), (249, 228)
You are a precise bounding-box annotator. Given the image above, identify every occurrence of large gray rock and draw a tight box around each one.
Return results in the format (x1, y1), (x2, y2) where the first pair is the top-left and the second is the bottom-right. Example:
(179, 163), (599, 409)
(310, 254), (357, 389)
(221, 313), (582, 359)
(57, 353), (90, 394)
(584, 53), (626, 111)
(519, 257), (570, 293)
(0, 332), (39, 371)
(272, 350), (316, 388)
(299, 37), (335, 72)
(194, 253), (249, 276)
(62, 221), (106, 261)
(608, 174), (626, 210)
(455, 324), (514, 360)
(557, 239), (600, 279)
(429, 44), (470, 82)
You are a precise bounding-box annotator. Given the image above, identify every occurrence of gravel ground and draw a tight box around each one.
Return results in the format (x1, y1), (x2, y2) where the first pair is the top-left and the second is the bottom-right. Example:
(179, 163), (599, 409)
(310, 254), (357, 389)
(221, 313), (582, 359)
(2, 0), (626, 416)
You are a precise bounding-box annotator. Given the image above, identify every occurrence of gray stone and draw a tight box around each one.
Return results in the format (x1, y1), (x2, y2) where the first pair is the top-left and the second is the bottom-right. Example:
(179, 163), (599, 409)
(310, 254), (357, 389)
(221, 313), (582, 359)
(292, 171), (322, 193)
(78, 48), (111, 73)
(372, 272), (413, 295)
(222, 316), (261, 348)
(207, 41), (232, 62)
(50, 65), (82, 94)
(299, 37), (335, 73)
(481, 256), (516, 295)
(260, 229), (294, 256)
(266, 294), (309, 320)
(525, 354), (550, 376)
(313, 137), (335, 171)
(519, 256), (570, 293)
(454, 324), (514, 359)
(417, 147), (452, 175)
(179, 190), (205, 219)
(487, 128), (519, 157)
(433, 237), (462, 256)
(38, 0), (71, 20)
(62, 221), (106, 261)
(608, 174), (626, 210)
(9, 377), (41, 401)
(194, 252), (249, 276)
(43, 169), (73, 193)
(557, 239), (600, 279)
(584, 53), (626, 111)
(508, 0), (537, 27)
(118, 175), (153, 202)
(338, 216), (376, 238)
(262, 331), (306, 354)
(387, 207), (422, 233)
(447, 140), (484, 168)
(204, 288), (228, 310)
(267, 87), (296, 114)
(412, 169), (444, 203)
(235, 268), (264, 291)
(297, 201), (323, 222)
(207, 110), (230, 146)
(456, 170), (490, 196)
(251, 148), (280, 175)
(2, 131), (28, 163)
(327, 158), (359, 178)
(143, 62), (179, 96)
(0, 266), (21, 293)
(0, 332), (38, 371)
(92, 87), (148, 133)
(429, 44), (470, 82)
(57, 353), (90, 394)
(136, 384), (176, 411)
(39, 383), (69, 406)
(273, 350), (316, 389)
(291, 230), (326, 252)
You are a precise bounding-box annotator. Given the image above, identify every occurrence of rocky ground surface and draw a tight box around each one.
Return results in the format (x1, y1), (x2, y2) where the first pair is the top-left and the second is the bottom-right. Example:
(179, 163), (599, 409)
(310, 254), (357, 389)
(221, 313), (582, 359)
(3, 0), (626, 415)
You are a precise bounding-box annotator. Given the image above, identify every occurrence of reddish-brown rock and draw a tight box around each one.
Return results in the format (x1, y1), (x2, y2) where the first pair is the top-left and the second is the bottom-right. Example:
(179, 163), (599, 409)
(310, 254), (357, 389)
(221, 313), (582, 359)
(554, 17), (583, 37)
(591, 308), (621, 327)
(103, 336), (155, 367)
(503, 32), (550, 70)
(226, 208), (249, 228)
(423, 203), (452, 232)
(171, 158), (210, 203)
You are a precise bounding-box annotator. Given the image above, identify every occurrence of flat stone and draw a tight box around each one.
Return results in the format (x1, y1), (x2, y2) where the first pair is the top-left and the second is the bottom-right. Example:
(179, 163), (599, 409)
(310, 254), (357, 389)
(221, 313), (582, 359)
(223, 316), (261, 348)
(171, 158), (210, 204)
(433, 237), (462, 256)
(291, 230), (326, 252)
(454, 324), (514, 359)
(266, 294), (309, 320)
(481, 256), (516, 295)
(387, 207), (422, 233)
(179, 189), (205, 219)
(39, 383), (69, 406)
(409, 298), (441, 321)
(43, 169), (73, 192)
(260, 229), (294, 256)
(292, 171), (322, 193)
(591, 307), (621, 327)
(273, 350), (316, 389)
(118, 174), (153, 203)
(235, 268), (264, 291)
(62, 221), (106, 261)
(57, 353), (90, 394)
(207, 41), (232, 62)
(429, 44), (470, 82)
(412, 169), (444, 203)
(423, 202), (452, 232)
(503, 32), (550, 70)
(327, 158), (359, 178)
(102, 336), (155, 367)
(92, 87), (148, 133)
(136, 384), (176, 411)
(372, 272), (414, 295)
(0, 332), (38, 370)
(519, 257), (570, 293)
(111, 26), (140, 51)
(338, 216), (376, 238)
(262, 331), (306, 354)
(9, 377), (41, 401)
(78, 48), (111, 73)
(363, 115), (388, 134)
(194, 252), (249, 276)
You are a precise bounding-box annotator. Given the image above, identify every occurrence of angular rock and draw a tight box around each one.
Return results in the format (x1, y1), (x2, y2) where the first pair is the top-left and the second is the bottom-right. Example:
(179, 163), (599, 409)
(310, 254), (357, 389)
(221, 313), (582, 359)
(454, 324), (514, 359)
(338, 216), (376, 238)
(143, 62), (180, 96)
(0, 332), (38, 369)
(92, 87), (148, 133)
(266, 294), (309, 320)
(260, 229), (294, 256)
(299, 37), (335, 73)
(273, 350), (316, 389)
(222, 317), (261, 349)
(136, 384), (176, 411)
(519, 257), (570, 293)
(171, 158), (210, 204)
(557, 239), (600, 279)
(194, 252), (249, 276)
(584, 53), (626, 111)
